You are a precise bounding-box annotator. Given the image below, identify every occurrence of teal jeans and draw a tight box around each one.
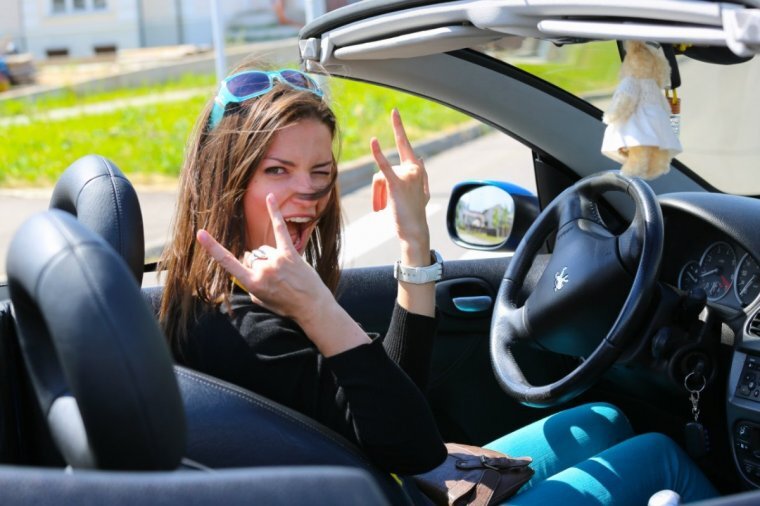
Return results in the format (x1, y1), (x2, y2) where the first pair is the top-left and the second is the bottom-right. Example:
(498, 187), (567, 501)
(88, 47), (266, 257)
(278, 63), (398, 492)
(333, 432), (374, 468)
(484, 403), (718, 505)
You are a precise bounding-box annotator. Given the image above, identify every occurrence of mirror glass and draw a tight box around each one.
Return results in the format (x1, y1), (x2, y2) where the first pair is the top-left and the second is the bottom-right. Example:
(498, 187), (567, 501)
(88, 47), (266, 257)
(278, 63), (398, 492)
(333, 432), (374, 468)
(454, 186), (514, 247)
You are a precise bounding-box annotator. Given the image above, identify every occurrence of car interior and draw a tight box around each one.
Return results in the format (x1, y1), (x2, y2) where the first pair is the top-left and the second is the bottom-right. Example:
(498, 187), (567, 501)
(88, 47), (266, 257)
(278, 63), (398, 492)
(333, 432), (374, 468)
(2, 0), (760, 504)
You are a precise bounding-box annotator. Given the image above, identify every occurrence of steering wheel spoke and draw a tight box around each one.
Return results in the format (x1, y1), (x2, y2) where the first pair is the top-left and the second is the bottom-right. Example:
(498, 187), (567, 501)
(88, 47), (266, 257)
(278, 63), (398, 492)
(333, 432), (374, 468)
(491, 171), (663, 407)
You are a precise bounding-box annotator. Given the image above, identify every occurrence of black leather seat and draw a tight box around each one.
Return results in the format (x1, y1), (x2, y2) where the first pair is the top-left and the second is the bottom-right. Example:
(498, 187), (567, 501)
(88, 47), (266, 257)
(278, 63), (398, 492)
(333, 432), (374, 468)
(48, 154), (145, 283)
(0, 465), (388, 505)
(6, 208), (393, 505)
(4, 155), (409, 504)
(7, 209), (184, 470)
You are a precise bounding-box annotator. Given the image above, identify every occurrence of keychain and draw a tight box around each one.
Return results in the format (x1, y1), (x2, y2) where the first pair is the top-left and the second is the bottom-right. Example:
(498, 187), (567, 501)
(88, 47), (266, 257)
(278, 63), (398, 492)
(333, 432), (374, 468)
(666, 88), (681, 138)
(684, 371), (710, 458)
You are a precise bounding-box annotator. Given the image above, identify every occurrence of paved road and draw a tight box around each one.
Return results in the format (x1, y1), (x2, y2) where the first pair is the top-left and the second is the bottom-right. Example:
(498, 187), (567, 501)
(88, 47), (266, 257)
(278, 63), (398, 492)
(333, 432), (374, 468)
(341, 130), (535, 268)
(0, 130), (534, 281)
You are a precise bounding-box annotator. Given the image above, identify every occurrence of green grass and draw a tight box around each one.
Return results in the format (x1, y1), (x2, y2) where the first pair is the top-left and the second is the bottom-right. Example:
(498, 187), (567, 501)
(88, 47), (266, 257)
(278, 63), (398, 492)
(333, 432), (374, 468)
(0, 73), (216, 117)
(1, 96), (207, 186)
(329, 79), (470, 162)
(0, 77), (470, 187)
(0, 41), (617, 187)
(515, 42), (620, 96)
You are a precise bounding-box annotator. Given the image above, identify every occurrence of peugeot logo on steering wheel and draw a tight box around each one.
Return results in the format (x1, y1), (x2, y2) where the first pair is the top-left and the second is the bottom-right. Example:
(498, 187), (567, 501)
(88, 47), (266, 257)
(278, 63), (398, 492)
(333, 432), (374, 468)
(554, 267), (569, 292)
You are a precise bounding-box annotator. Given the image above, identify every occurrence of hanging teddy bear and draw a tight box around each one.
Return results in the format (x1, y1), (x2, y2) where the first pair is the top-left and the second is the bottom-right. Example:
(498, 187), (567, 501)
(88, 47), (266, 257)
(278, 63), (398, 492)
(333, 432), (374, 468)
(601, 40), (682, 180)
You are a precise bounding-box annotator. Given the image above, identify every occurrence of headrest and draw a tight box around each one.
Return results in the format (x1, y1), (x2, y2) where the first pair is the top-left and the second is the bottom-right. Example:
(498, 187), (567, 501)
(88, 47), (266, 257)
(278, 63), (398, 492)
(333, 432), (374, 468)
(6, 209), (184, 470)
(49, 155), (144, 283)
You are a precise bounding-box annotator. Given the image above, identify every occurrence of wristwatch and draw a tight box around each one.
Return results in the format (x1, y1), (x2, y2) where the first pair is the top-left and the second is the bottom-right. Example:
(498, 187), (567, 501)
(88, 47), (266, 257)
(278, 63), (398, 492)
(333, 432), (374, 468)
(393, 250), (443, 284)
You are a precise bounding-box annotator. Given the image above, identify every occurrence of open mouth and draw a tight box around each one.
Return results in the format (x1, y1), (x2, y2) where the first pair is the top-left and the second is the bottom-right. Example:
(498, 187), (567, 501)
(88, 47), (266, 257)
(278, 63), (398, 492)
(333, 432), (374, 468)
(284, 217), (316, 253)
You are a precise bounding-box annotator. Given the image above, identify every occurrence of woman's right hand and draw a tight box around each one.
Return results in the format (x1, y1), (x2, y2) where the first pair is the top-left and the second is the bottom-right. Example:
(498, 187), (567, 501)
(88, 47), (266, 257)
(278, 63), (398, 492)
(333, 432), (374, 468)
(196, 193), (332, 324)
(197, 194), (371, 356)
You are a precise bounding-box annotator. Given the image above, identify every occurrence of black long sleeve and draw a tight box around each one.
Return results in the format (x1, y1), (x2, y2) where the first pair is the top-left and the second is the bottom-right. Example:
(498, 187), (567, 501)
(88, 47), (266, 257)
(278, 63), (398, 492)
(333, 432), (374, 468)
(381, 302), (437, 391)
(176, 293), (446, 474)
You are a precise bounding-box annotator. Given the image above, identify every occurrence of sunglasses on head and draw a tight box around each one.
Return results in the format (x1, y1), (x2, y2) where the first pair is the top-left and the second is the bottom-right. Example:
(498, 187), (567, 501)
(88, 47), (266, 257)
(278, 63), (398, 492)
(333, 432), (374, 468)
(208, 69), (323, 130)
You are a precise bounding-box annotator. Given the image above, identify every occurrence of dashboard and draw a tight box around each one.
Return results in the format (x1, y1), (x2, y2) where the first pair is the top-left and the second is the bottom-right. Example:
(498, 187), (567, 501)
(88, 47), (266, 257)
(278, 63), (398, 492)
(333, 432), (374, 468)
(667, 236), (760, 309)
(658, 192), (760, 490)
(660, 194), (760, 312)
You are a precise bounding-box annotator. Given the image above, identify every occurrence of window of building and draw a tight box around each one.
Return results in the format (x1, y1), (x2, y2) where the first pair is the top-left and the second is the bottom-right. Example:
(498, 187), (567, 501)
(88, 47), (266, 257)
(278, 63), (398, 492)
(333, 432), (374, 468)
(50, 0), (108, 14)
(46, 48), (70, 58)
(93, 44), (117, 56)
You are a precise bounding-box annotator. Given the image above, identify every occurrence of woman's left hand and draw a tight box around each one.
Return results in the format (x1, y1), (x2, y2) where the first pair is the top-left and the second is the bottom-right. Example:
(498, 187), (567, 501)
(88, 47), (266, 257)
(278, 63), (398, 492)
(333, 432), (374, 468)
(370, 109), (435, 317)
(370, 109), (430, 256)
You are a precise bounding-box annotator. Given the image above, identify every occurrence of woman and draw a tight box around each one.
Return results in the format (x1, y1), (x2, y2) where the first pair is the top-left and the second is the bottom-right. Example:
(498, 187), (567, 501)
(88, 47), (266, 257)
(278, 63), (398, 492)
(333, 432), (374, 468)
(160, 66), (444, 474)
(159, 63), (717, 504)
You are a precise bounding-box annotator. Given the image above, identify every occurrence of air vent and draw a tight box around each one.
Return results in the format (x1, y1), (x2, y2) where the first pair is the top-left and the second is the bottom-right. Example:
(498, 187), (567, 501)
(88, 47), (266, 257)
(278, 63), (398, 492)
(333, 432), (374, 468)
(748, 310), (760, 338)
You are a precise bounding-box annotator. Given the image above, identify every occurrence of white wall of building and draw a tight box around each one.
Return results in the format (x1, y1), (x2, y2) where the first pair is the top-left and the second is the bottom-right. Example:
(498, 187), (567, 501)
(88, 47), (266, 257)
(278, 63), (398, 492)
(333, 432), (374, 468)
(0, 0), (25, 52)
(5, 0), (280, 60)
(180, 0), (260, 46)
(139, 0), (182, 48)
(21, 0), (140, 59)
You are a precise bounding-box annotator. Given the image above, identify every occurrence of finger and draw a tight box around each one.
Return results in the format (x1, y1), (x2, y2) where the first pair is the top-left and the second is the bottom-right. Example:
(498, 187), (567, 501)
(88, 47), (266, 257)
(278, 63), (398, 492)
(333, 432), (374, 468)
(391, 109), (416, 163)
(196, 229), (249, 281)
(370, 137), (399, 185)
(265, 193), (297, 253)
(371, 172), (388, 212)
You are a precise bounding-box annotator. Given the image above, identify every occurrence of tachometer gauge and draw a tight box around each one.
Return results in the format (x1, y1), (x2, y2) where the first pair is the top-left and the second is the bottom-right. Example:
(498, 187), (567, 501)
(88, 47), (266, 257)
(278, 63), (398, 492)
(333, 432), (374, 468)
(699, 241), (737, 301)
(678, 261), (701, 291)
(735, 253), (760, 307)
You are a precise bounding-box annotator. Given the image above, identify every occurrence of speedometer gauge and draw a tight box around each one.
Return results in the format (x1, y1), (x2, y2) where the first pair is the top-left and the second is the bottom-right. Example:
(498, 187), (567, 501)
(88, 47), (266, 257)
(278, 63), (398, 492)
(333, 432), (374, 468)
(735, 254), (760, 307)
(678, 261), (701, 291)
(699, 241), (737, 301)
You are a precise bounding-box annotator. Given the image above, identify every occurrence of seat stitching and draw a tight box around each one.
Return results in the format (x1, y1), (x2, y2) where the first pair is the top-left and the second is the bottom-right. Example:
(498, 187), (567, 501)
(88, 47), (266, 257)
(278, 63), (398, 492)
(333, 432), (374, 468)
(175, 368), (370, 463)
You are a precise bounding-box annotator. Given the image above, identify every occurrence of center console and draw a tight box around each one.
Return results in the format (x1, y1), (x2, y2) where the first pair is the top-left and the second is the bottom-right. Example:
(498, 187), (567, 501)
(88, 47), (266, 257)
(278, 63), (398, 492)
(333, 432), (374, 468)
(728, 314), (760, 488)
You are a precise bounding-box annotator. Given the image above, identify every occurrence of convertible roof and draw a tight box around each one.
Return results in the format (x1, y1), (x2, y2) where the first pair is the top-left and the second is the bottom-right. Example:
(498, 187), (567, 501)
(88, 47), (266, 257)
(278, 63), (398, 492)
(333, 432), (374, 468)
(300, 0), (760, 65)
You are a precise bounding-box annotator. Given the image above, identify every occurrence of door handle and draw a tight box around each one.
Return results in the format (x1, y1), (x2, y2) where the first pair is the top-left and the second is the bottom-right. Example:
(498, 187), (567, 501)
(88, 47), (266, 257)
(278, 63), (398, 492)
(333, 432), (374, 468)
(436, 277), (494, 318)
(452, 296), (492, 314)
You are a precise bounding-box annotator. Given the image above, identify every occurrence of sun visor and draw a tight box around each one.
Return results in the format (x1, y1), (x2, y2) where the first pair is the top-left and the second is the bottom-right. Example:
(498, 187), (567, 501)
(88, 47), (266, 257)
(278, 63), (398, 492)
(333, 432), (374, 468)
(536, 20), (726, 45)
(333, 26), (502, 60)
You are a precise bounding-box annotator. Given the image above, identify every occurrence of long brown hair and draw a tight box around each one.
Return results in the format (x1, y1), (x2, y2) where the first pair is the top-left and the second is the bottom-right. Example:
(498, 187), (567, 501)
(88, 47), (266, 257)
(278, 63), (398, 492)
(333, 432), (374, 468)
(159, 63), (342, 350)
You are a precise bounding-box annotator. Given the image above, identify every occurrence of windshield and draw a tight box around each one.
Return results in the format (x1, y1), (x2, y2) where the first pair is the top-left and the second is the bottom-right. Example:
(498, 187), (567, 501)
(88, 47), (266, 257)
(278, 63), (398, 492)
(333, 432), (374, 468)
(477, 39), (760, 196)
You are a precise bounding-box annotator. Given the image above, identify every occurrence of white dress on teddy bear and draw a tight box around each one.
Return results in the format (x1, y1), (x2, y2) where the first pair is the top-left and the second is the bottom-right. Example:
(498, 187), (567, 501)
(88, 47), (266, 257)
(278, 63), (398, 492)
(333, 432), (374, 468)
(601, 76), (682, 163)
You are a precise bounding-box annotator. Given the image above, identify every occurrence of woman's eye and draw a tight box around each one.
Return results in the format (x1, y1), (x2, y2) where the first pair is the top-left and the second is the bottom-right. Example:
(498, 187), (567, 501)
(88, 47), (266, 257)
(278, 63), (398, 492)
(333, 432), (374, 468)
(312, 170), (331, 177)
(264, 167), (286, 175)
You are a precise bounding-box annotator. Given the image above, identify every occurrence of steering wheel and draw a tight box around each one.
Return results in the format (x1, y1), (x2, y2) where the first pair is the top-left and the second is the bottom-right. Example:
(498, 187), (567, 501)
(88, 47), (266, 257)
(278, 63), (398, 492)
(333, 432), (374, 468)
(491, 171), (663, 407)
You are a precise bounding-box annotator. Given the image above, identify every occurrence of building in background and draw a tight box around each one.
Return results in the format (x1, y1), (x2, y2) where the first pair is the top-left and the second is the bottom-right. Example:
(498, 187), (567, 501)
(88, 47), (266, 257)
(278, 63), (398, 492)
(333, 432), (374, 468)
(0, 0), (298, 60)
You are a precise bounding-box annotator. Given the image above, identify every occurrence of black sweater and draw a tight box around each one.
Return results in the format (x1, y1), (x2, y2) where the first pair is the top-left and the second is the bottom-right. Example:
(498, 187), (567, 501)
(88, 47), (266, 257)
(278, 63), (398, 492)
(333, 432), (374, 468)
(175, 292), (447, 474)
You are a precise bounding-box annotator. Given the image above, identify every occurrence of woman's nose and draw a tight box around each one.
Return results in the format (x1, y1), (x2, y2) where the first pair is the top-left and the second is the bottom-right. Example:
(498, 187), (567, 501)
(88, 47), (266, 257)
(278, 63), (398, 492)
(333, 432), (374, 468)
(291, 172), (317, 195)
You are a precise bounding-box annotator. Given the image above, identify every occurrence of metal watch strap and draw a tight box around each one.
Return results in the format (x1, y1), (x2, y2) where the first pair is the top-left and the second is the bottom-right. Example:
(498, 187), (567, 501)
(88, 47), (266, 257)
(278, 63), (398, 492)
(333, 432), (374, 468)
(393, 250), (443, 284)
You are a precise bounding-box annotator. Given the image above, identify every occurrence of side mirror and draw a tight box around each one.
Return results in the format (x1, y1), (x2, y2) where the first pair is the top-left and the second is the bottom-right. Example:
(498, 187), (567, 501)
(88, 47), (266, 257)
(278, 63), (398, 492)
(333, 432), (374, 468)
(446, 181), (539, 252)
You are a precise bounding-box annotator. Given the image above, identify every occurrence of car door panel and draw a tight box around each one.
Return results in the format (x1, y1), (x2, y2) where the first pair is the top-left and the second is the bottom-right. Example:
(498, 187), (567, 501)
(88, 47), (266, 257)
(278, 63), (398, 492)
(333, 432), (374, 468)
(338, 255), (570, 445)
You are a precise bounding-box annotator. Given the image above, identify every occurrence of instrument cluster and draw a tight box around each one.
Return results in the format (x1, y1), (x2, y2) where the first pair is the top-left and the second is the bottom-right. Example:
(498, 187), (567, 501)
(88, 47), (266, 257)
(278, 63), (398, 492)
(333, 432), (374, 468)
(678, 241), (760, 307)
